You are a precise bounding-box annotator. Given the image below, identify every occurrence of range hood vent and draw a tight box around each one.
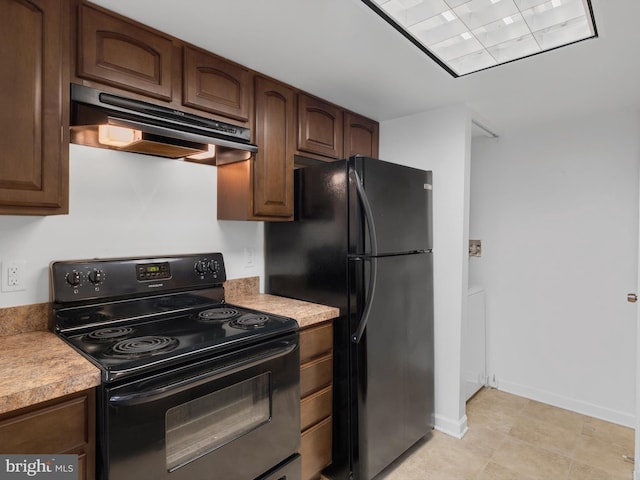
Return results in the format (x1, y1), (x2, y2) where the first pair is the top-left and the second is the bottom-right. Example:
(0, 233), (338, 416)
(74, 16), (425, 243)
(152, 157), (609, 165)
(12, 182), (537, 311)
(70, 84), (258, 164)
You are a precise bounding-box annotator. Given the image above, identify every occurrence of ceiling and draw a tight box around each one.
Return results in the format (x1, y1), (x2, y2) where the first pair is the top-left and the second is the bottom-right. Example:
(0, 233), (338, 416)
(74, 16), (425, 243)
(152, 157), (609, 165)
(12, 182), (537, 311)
(90, 0), (640, 136)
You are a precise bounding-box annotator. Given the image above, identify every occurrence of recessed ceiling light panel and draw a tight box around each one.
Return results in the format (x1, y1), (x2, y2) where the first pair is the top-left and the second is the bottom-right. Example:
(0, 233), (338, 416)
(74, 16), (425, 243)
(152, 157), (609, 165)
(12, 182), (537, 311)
(363, 0), (597, 76)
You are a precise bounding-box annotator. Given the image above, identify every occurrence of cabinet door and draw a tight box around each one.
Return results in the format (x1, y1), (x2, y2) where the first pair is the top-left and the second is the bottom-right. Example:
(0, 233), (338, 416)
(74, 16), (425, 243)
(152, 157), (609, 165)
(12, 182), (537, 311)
(78, 2), (174, 101)
(344, 111), (379, 159)
(0, 0), (68, 215)
(253, 76), (295, 218)
(0, 389), (96, 480)
(183, 46), (252, 124)
(297, 94), (343, 160)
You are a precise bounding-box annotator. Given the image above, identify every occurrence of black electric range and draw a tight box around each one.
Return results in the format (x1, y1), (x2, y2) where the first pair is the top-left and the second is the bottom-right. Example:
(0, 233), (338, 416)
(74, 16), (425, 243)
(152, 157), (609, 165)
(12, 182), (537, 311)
(50, 253), (302, 480)
(51, 253), (298, 383)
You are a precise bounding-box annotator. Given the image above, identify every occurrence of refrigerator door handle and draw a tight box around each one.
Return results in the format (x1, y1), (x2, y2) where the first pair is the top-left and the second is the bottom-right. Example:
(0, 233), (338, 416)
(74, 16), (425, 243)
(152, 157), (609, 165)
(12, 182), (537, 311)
(348, 168), (379, 256)
(351, 257), (377, 344)
(349, 168), (378, 344)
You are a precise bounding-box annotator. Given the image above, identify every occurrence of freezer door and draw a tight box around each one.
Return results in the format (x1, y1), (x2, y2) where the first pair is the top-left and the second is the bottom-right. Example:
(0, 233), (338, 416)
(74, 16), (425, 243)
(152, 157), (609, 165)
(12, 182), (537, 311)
(350, 156), (432, 255)
(350, 252), (434, 480)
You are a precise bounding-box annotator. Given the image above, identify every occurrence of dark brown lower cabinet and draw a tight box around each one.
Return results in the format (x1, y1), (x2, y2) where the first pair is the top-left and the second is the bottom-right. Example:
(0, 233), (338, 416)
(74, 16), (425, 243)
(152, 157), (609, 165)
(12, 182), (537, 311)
(0, 389), (96, 480)
(299, 321), (334, 480)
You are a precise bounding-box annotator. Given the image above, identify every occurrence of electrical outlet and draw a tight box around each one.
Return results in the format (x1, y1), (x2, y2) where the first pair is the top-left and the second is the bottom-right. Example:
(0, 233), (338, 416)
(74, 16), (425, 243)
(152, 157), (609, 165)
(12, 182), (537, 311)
(7, 266), (18, 286)
(1, 260), (26, 292)
(243, 247), (255, 268)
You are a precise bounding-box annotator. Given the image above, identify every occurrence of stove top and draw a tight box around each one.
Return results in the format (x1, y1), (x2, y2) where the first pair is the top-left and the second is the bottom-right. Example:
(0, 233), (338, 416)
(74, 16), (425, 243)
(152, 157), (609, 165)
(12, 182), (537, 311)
(58, 303), (297, 381)
(50, 253), (298, 383)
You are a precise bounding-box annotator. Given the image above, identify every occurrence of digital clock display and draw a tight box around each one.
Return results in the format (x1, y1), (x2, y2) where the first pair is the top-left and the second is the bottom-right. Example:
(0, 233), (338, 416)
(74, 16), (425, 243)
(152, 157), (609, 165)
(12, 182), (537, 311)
(136, 262), (170, 281)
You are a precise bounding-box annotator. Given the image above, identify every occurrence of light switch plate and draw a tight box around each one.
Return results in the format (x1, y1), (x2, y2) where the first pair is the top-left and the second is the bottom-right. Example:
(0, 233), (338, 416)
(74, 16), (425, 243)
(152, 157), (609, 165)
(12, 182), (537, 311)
(469, 240), (482, 257)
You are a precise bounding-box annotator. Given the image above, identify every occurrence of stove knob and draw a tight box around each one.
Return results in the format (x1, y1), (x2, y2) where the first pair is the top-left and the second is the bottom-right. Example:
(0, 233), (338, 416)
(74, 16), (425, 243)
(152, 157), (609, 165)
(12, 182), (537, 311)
(208, 260), (219, 273)
(65, 270), (81, 286)
(195, 260), (207, 274)
(88, 269), (104, 284)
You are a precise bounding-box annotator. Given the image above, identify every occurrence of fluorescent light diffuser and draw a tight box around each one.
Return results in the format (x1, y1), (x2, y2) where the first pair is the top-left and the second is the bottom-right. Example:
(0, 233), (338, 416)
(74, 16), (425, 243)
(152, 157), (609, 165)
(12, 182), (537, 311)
(363, 0), (597, 76)
(98, 125), (141, 147)
(186, 144), (216, 160)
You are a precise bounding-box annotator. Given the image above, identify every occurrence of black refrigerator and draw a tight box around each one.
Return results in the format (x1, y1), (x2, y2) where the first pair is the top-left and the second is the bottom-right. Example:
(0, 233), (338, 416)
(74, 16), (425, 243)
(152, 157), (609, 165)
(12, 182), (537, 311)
(265, 156), (434, 480)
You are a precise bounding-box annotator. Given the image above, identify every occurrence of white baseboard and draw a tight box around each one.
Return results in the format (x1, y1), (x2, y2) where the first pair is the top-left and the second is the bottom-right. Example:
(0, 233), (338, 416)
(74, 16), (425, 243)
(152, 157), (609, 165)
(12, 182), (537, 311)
(434, 413), (468, 439)
(497, 379), (635, 428)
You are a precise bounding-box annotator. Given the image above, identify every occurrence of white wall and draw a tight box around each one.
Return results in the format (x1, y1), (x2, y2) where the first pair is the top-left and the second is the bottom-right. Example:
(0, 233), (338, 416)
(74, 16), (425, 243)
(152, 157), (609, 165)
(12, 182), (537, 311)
(0, 144), (264, 308)
(470, 111), (640, 426)
(381, 105), (472, 438)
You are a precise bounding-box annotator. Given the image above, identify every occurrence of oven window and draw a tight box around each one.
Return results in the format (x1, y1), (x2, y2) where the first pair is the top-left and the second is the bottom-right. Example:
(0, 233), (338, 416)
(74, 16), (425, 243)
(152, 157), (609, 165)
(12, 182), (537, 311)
(165, 373), (271, 471)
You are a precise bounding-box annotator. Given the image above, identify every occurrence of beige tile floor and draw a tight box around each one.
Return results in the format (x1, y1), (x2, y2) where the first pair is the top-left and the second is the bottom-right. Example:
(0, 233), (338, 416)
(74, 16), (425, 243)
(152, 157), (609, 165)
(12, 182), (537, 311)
(375, 387), (635, 480)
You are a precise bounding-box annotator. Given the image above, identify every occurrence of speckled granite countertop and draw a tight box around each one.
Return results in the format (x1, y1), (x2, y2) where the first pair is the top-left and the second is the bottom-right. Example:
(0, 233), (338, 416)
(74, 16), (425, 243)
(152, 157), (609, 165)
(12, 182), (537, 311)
(228, 294), (339, 328)
(0, 331), (101, 415)
(224, 276), (340, 328)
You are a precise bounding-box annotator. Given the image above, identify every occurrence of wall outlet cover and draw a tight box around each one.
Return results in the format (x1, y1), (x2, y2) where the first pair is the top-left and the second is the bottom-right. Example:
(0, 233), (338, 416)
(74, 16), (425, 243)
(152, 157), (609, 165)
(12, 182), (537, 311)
(1, 260), (26, 292)
(469, 239), (482, 257)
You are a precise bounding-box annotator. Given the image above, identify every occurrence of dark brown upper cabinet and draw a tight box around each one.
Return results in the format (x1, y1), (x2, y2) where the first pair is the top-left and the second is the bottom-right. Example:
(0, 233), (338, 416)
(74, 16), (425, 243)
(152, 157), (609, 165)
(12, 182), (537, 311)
(297, 93), (343, 161)
(0, 0), (69, 215)
(217, 76), (294, 221)
(183, 46), (252, 126)
(252, 77), (295, 218)
(77, 2), (174, 101)
(344, 111), (379, 159)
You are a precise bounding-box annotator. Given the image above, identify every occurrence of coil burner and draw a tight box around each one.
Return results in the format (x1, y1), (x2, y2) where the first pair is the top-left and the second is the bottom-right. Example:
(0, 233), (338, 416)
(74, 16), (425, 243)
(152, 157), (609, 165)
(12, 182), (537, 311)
(108, 336), (179, 358)
(198, 308), (241, 322)
(230, 314), (271, 330)
(84, 326), (134, 343)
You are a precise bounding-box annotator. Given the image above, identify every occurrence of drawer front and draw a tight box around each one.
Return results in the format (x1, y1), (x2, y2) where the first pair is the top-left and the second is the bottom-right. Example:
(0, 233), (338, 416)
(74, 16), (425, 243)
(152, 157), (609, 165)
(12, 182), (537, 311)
(300, 416), (332, 480)
(300, 355), (333, 398)
(300, 322), (333, 364)
(0, 395), (88, 454)
(301, 386), (332, 432)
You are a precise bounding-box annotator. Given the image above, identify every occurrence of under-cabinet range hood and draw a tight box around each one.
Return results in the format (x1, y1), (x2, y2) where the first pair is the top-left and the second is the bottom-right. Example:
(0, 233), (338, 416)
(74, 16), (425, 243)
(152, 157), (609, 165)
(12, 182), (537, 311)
(70, 84), (257, 164)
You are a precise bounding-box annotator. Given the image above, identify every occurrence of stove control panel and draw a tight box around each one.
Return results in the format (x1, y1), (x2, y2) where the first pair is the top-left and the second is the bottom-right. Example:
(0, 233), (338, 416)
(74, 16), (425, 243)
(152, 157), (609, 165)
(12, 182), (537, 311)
(136, 262), (170, 281)
(51, 253), (227, 304)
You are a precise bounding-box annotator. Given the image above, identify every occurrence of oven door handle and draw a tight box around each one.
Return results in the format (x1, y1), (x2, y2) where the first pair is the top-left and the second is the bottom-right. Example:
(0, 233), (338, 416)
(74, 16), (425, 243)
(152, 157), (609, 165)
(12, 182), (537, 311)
(109, 340), (297, 407)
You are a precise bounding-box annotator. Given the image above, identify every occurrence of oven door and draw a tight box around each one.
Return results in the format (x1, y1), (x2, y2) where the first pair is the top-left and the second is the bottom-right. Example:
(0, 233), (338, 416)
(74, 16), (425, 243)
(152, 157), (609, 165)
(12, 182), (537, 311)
(101, 333), (300, 480)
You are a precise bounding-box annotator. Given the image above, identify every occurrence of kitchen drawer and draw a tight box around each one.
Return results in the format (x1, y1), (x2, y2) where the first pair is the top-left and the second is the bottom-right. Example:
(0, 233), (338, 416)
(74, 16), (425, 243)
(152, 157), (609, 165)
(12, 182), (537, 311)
(300, 354), (333, 398)
(301, 385), (332, 431)
(300, 416), (332, 480)
(300, 322), (333, 364)
(0, 393), (90, 454)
